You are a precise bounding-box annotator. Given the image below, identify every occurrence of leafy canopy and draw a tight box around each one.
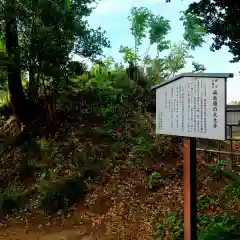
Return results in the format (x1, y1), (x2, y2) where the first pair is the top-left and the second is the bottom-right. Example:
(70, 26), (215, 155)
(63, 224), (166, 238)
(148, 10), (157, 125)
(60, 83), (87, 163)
(128, 6), (171, 66)
(183, 0), (240, 62)
(128, 7), (152, 47)
(148, 15), (171, 52)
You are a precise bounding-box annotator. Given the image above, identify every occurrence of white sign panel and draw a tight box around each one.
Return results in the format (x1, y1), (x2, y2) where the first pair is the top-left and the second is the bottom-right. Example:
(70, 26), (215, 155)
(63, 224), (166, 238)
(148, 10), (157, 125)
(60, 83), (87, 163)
(156, 77), (226, 140)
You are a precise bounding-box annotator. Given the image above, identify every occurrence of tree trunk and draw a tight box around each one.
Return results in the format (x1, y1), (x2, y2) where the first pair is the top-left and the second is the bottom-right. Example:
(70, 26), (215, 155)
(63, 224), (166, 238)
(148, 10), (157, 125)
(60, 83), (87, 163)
(28, 15), (38, 99)
(29, 67), (35, 96)
(134, 37), (137, 67)
(5, 1), (27, 124)
(29, 67), (38, 98)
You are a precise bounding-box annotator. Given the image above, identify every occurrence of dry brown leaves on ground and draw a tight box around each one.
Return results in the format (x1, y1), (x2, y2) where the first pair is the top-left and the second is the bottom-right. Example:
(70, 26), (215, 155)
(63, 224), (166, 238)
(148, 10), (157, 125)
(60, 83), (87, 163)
(0, 162), (183, 240)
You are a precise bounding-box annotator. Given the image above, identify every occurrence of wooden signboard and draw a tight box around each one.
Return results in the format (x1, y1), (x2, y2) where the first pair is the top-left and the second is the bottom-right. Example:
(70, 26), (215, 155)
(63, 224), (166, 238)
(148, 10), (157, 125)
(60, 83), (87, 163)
(151, 72), (234, 240)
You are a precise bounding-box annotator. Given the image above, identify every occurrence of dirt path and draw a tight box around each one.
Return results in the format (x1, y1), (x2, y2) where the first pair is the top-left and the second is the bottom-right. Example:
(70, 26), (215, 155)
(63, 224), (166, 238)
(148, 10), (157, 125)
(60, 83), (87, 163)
(0, 163), (183, 240)
(0, 229), (90, 240)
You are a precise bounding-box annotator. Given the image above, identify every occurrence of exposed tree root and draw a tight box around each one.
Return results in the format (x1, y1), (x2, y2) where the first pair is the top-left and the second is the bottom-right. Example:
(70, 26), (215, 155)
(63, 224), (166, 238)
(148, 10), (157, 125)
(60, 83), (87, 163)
(0, 115), (23, 135)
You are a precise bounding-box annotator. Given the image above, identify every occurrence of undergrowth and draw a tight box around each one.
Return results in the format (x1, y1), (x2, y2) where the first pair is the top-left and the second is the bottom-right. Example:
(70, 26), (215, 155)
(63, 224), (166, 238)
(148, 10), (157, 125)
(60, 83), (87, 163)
(2, 68), (236, 240)
(0, 69), (170, 216)
(156, 211), (240, 240)
(155, 159), (240, 240)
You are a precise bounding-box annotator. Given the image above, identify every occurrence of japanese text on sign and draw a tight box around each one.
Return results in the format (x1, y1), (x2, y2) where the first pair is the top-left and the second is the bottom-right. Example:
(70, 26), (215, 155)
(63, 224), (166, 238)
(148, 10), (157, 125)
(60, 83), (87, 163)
(156, 77), (226, 140)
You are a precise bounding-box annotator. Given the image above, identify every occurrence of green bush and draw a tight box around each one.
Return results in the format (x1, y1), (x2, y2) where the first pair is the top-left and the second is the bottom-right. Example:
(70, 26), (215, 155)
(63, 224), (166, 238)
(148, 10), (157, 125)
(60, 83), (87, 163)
(148, 171), (163, 190)
(39, 176), (87, 215)
(0, 90), (8, 107)
(198, 215), (240, 240)
(156, 212), (240, 240)
(0, 185), (30, 215)
(0, 67), (157, 216)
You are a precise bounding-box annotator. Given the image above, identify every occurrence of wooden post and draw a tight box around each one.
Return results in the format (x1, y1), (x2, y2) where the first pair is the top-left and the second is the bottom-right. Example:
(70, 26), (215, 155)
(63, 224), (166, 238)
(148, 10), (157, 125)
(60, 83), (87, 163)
(183, 137), (197, 240)
(217, 140), (220, 162)
(229, 139), (233, 170)
(228, 126), (233, 170)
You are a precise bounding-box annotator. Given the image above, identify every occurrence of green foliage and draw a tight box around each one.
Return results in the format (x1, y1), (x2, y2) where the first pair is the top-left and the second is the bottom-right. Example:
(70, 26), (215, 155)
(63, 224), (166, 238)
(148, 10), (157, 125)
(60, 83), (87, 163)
(0, 0), (110, 112)
(146, 58), (169, 83)
(119, 45), (137, 63)
(67, 61), (88, 77)
(142, 40), (194, 83)
(148, 171), (162, 189)
(122, 6), (198, 84)
(184, 1), (240, 62)
(0, 131), (106, 215)
(156, 156), (240, 240)
(128, 7), (152, 46)
(206, 160), (240, 184)
(192, 61), (206, 72)
(180, 11), (206, 50)
(221, 181), (240, 209)
(0, 90), (8, 106)
(128, 114), (154, 164)
(128, 6), (171, 67)
(103, 56), (115, 69)
(165, 41), (192, 77)
(39, 176), (87, 215)
(148, 15), (171, 54)
(0, 39), (7, 91)
(198, 215), (240, 240)
(197, 195), (216, 211)
(231, 181), (240, 199)
(207, 159), (227, 171)
(75, 27), (111, 61)
(156, 212), (240, 240)
(156, 212), (184, 240)
(0, 0), (225, 226)
(0, 185), (30, 215)
(24, 69), (158, 212)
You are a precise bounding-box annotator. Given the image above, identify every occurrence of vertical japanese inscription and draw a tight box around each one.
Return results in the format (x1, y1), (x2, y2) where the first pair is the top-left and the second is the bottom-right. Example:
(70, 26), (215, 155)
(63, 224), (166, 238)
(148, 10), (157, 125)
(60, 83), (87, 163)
(203, 81), (207, 133)
(187, 82), (190, 132)
(200, 80), (204, 133)
(181, 84), (184, 132)
(212, 79), (218, 128)
(165, 90), (168, 109)
(158, 111), (163, 130)
(176, 84), (179, 130)
(193, 80), (197, 133)
(190, 82), (194, 133)
(196, 80), (200, 133)
(170, 87), (174, 129)
(157, 76), (225, 139)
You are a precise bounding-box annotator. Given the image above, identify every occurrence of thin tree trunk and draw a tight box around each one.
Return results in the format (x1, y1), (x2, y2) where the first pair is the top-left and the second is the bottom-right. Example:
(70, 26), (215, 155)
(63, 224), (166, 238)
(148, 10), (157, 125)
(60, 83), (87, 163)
(36, 72), (40, 96)
(156, 71), (160, 83)
(28, 10), (38, 99)
(142, 44), (151, 70)
(134, 37), (137, 67)
(29, 67), (35, 96)
(5, 0), (27, 123)
(29, 68), (39, 98)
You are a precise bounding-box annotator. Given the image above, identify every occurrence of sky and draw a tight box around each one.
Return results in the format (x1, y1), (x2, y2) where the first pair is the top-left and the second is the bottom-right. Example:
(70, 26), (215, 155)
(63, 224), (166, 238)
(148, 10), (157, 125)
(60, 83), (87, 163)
(75, 0), (240, 103)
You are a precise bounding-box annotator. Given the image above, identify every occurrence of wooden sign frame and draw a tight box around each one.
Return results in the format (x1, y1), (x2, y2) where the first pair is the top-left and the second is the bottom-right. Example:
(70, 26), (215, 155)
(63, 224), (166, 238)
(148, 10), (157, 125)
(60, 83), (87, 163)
(151, 72), (234, 240)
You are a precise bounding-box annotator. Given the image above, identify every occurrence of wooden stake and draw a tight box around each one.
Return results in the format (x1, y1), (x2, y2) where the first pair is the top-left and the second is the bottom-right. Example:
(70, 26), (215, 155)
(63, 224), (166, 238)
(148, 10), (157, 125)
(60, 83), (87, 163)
(183, 137), (197, 240)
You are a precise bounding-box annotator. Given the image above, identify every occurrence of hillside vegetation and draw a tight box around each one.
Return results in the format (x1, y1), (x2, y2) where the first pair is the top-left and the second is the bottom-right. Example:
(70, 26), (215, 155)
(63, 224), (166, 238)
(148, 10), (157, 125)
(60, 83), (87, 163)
(0, 1), (240, 239)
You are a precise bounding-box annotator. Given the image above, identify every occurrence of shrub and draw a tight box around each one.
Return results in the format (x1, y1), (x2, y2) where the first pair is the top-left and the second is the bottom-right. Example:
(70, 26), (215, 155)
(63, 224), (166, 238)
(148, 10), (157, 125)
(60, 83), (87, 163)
(156, 212), (240, 240)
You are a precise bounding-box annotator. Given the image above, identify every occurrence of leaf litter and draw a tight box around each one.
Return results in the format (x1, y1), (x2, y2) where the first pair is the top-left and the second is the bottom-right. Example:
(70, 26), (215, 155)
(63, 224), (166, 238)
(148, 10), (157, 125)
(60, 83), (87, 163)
(0, 159), (184, 240)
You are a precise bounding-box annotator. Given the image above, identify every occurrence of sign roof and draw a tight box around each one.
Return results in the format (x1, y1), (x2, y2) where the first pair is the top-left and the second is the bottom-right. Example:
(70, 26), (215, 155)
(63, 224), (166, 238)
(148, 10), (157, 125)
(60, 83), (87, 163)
(151, 72), (234, 91)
